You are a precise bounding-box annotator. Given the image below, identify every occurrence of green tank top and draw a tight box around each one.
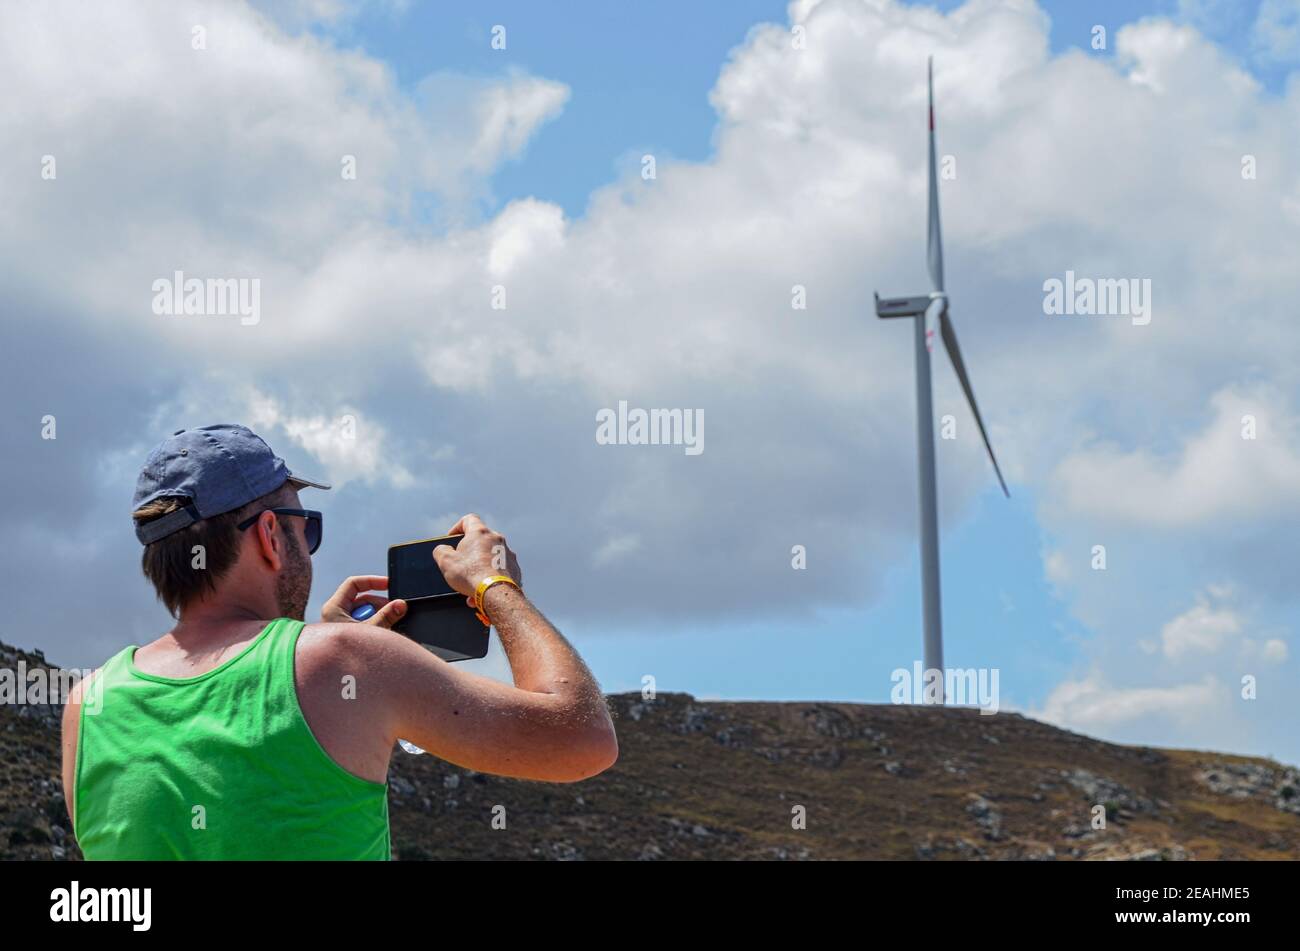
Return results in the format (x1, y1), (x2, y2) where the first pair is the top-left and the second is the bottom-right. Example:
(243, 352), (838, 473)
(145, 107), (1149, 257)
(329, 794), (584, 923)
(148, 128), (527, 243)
(74, 617), (390, 860)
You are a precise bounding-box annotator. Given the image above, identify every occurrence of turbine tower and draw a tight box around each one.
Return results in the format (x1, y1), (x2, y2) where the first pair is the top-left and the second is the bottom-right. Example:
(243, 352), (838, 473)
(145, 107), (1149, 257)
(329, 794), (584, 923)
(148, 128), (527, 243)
(874, 57), (1009, 704)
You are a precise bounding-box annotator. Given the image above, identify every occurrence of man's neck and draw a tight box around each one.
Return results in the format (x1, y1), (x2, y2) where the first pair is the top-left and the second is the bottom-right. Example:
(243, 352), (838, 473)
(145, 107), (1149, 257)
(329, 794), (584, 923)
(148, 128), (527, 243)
(171, 599), (275, 643)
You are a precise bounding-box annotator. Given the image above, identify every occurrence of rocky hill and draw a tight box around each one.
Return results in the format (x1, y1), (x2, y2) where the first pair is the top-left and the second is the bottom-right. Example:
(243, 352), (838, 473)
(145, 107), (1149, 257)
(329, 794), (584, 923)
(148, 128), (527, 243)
(3, 640), (1297, 860)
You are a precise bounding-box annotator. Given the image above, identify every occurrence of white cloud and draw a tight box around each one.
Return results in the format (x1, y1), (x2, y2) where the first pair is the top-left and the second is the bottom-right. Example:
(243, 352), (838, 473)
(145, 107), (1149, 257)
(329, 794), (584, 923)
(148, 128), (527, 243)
(1178, 0), (1251, 35)
(1049, 385), (1300, 529)
(1262, 638), (1289, 663)
(487, 199), (567, 280)
(1042, 548), (1071, 589)
(1252, 0), (1300, 63)
(465, 74), (570, 170)
(1035, 671), (1223, 732)
(0, 1), (569, 325)
(249, 0), (413, 31)
(246, 390), (416, 489)
(1160, 589), (1242, 659)
(593, 534), (642, 567)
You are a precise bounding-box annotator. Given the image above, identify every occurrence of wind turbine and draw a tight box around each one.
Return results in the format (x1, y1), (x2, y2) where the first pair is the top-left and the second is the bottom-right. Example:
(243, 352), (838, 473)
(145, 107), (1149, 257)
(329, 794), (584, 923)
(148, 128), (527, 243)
(874, 57), (1009, 704)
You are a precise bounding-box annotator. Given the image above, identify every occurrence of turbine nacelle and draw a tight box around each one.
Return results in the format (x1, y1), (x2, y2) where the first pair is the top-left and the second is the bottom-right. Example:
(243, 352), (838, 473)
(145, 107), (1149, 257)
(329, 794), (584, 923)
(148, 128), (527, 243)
(873, 291), (946, 319)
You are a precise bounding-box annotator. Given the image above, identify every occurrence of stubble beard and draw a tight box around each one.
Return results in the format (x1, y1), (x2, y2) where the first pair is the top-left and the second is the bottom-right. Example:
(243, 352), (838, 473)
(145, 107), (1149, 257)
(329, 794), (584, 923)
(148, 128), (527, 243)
(275, 531), (312, 621)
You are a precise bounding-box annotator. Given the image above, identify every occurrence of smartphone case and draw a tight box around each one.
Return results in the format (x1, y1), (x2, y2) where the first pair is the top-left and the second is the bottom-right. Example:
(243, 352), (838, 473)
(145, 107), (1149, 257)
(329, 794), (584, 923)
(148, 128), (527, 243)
(388, 535), (490, 662)
(396, 594), (489, 662)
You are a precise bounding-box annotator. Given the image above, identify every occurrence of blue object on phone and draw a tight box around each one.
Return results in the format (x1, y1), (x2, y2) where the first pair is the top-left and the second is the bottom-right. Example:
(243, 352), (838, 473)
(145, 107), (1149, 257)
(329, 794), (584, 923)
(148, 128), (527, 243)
(350, 603), (377, 622)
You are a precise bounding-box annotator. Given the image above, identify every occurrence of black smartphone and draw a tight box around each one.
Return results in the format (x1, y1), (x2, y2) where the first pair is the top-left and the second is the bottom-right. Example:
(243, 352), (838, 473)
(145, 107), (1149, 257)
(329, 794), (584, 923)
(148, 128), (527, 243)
(388, 534), (489, 663)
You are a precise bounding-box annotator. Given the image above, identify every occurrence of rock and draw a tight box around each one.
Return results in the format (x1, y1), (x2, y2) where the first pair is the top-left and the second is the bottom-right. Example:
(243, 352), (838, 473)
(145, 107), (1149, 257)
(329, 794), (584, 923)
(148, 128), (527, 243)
(1062, 821), (1091, 839)
(966, 794), (1004, 841)
(804, 706), (856, 739)
(767, 846), (811, 860)
(1197, 761), (1300, 816)
(810, 746), (843, 769)
(549, 841), (583, 861)
(1198, 762), (1273, 798)
(677, 705), (711, 734)
(1064, 769), (1157, 815)
(389, 775), (415, 797)
(44, 791), (67, 825)
(915, 835), (989, 860)
(1124, 849), (1163, 861)
(1278, 780), (1300, 815)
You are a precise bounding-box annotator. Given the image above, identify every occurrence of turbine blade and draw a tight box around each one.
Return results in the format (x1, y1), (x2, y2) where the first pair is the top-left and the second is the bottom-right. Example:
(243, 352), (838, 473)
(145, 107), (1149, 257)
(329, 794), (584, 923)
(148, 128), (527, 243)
(926, 56), (944, 293)
(939, 309), (1009, 497)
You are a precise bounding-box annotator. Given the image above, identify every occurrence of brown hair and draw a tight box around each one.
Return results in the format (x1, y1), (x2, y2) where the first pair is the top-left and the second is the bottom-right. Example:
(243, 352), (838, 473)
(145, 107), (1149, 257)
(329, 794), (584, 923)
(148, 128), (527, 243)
(133, 484), (293, 617)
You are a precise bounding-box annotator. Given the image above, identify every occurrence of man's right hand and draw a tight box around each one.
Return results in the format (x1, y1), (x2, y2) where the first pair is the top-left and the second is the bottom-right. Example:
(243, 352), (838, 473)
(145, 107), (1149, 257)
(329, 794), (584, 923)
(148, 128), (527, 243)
(310, 511), (617, 783)
(432, 514), (522, 606)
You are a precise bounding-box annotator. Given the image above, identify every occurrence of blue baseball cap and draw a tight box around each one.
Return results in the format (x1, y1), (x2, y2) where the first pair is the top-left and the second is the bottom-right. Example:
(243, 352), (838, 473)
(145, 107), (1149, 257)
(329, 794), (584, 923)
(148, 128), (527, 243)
(132, 424), (330, 545)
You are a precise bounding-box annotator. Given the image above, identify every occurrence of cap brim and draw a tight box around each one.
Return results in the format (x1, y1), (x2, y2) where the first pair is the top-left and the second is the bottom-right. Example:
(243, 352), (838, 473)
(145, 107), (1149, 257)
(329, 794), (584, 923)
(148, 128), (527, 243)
(287, 474), (332, 491)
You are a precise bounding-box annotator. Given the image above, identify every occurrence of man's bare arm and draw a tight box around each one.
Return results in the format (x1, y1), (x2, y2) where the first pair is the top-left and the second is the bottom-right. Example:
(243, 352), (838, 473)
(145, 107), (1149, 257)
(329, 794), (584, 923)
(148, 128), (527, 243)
(341, 514), (617, 782)
(59, 673), (93, 829)
(323, 618), (614, 782)
(482, 582), (605, 702)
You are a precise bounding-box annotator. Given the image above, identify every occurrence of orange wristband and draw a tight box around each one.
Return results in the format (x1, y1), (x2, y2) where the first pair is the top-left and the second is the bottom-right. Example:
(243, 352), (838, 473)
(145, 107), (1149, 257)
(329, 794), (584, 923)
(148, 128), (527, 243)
(474, 575), (520, 626)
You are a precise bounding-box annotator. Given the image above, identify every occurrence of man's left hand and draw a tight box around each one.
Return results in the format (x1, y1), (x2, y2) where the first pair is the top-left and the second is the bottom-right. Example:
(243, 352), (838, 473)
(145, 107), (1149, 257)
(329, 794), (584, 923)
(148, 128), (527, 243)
(321, 575), (407, 629)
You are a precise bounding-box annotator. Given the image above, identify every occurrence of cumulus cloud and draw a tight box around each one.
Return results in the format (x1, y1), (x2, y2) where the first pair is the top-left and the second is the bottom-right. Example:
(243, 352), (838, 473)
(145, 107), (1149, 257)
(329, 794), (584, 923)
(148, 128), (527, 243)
(245, 389), (417, 489)
(1252, 0), (1300, 63)
(1159, 588), (1242, 659)
(250, 0), (411, 31)
(1049, 385), (1300, 528)
(1034, 671), (1224, 732)
(1261, 638), (1289, 663)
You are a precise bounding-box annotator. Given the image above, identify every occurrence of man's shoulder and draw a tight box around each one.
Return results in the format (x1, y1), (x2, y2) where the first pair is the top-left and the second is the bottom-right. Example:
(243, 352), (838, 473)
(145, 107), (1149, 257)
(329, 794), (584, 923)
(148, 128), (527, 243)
(61, 667), (96, 724)
(293, 622), (410, 683)
(293, 622), (453, 707)
(296, 621), (373, 666)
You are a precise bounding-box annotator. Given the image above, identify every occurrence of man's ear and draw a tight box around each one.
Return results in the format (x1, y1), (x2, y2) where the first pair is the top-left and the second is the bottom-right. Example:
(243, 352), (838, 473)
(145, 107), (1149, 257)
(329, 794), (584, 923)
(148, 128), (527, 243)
(250, 511), (285, 572)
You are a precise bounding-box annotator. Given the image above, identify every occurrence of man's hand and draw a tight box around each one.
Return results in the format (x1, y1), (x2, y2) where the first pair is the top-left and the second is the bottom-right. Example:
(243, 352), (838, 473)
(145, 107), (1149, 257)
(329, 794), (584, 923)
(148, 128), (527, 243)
(432, 514), (522, 606)
(321, 575), (407, 629)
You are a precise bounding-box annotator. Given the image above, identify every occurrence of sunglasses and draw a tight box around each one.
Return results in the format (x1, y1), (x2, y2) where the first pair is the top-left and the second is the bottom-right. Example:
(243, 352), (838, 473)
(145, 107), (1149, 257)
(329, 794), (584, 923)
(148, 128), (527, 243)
(237, 508), (323, 555)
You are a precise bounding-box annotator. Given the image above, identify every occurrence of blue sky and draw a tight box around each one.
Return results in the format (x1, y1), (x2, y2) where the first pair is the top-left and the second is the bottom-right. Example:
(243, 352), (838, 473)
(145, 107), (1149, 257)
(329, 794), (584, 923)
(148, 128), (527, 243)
(7, 0), (1298, 764)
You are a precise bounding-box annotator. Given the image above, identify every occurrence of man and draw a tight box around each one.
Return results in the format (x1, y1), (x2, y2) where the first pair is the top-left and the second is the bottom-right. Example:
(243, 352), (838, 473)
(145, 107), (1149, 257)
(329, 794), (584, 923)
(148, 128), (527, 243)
(60, 423), (617, 860)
